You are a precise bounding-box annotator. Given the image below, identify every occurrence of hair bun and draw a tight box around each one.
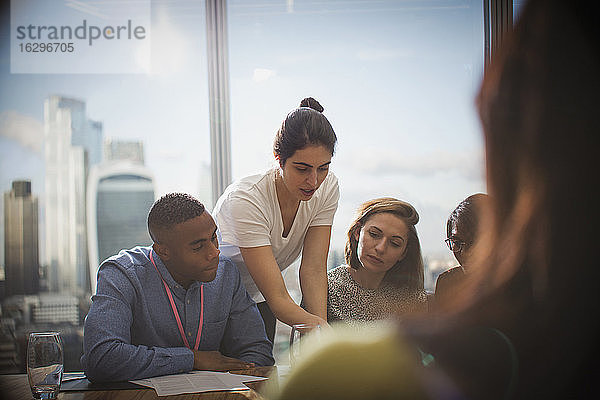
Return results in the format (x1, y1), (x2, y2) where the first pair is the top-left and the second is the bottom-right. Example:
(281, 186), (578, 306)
(299, 97), (324, 113)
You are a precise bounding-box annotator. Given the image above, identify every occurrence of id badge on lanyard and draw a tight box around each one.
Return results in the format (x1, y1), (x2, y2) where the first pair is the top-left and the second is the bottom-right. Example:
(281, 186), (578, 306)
(149, 250), (204, 350)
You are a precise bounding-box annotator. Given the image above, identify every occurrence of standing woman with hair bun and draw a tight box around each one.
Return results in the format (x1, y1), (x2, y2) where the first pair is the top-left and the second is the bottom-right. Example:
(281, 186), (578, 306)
(213, 97), (339, 343)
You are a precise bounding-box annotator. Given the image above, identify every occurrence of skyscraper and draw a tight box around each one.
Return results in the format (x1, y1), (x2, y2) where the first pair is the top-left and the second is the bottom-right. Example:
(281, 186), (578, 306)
(104, 138), (145, 164)
(44, 96), (103, 295)
(87, 161), (155, 293)
(3, 180), (39, 297)
(81, 120), (104, 166)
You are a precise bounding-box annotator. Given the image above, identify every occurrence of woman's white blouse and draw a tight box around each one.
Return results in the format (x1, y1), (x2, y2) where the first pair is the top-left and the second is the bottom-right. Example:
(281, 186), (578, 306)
(213, 169), (339, 302)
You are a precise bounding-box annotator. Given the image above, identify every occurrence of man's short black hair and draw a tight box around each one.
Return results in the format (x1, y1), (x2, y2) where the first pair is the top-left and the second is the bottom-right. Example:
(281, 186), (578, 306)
(147, 193), (205, 243)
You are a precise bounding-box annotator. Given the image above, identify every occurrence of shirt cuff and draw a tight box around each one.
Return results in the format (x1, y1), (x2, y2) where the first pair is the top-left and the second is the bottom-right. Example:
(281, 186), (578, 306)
(167, 347), (195, 374)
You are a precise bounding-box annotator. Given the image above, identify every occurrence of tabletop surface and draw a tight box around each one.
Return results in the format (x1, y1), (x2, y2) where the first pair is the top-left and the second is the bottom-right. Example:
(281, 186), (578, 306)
(0, 367), (275, 400)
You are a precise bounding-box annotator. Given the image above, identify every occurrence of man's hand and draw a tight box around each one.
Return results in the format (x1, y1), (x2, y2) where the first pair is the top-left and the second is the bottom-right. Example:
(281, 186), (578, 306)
(192, 351), (255, 371)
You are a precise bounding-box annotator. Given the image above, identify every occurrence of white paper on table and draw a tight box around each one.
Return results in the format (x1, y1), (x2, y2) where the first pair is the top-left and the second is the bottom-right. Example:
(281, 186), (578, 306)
(130, 378), (154, 389)
(130, 371), (267, 397)
(61, 372), (87, 382)
(222, 372), (269, 384)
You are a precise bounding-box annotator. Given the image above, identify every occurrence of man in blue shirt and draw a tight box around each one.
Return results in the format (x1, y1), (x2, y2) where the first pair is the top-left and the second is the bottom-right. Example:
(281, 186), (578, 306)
(81, 193), (274, 382)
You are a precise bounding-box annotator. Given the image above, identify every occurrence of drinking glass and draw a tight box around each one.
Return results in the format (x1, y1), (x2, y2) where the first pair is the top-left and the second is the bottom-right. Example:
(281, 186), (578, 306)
(27, 332), (64, 399)
(289, 323), (320, 366)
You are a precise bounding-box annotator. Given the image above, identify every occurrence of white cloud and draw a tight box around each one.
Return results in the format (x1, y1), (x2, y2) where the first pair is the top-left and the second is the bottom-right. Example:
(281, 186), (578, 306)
(155, 148), (185, 161)
(340, 147), (484, 181)
(356, 48), (412, 61)
(252, 68), (277, 83)
(65, 0), (109, 19)
(0, 111), (43, 153)
(136, 7), (189, 75)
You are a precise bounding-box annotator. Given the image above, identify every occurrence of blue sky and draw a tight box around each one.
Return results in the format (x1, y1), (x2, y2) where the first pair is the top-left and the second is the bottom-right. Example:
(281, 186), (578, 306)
(0, 0), (486, 267)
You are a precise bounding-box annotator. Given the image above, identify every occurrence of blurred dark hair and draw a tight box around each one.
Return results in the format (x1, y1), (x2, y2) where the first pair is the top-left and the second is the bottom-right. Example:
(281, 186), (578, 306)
(455, 0), (600, 396)
(475, 0), (598, 296)
(446, 193), (490, 246)
(147, 193), (205, 243)
(273, 97), (337, 166)
(345, 197), (424, 290)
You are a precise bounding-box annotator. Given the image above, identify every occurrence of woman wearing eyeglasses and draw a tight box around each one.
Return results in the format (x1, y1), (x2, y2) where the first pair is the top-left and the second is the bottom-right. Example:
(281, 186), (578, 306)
(434, 193), (489, 311)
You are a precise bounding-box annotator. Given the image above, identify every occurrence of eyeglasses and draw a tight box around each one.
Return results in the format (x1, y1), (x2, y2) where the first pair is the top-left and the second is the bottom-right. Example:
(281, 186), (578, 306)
(445, 237), (470, 253)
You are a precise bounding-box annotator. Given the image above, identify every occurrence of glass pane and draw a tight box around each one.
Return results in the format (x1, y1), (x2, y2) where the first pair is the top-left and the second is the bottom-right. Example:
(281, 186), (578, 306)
(228, 0), (485, 285)
(0, 0), (209, 372)
(228, 0), (485, 359)
(514, 0), (528, 21)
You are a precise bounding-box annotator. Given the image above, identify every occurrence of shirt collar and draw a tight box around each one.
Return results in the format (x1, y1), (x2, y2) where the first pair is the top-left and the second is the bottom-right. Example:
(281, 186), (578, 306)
(148, 247), (200, 292)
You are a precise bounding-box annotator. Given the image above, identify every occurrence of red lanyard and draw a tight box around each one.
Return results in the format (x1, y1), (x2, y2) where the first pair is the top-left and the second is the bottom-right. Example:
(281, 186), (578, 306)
(149, 250), (204, 351)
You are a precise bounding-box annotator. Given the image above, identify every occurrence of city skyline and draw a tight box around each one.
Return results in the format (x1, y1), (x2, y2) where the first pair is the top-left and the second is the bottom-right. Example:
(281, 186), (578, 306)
(43, 96), (99, 294)
(87, 159), (155, 293)
(0, 1), (531, 377)
(1, 1), (485, 288)
(3, 180), (39, 297)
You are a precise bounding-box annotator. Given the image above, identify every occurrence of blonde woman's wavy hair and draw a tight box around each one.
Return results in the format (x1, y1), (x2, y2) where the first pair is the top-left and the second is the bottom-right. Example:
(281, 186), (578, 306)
(344, 198), (424, 290)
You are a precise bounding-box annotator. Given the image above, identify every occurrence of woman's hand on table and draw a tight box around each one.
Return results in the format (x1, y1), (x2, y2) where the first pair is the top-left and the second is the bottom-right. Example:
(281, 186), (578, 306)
(305, 314), (329, 330)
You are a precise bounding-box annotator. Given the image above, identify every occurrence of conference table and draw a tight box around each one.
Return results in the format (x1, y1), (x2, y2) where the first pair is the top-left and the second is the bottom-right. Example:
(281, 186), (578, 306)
(0, 366), (275, 400)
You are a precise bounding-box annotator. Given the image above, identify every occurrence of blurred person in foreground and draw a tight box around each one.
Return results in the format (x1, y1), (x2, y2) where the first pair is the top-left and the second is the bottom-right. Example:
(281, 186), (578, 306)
(82, 193), (273, 382)
(434, 193), (490, 310)
(266, 0), (599, 398)
(327, 198), (427, 324)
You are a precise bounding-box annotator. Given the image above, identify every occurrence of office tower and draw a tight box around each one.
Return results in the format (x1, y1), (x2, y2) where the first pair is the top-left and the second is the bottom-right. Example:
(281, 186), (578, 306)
(0, 268), (5, 299)
(44, 96), (103, 295)
(3, 181), (39, 297)
(0, 293), (78, 325)
(104, 138), (144, 164)
(82, 120), (104, 166)
(32, 293), (79, 325)
(49, 97), (103, 168)
(87, 161), (155, 293)
(0, 317), (19, 373)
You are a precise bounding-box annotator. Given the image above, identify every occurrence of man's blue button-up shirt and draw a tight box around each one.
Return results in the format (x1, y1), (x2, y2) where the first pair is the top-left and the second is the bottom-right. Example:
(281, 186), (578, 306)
(81, 246), (274, 382)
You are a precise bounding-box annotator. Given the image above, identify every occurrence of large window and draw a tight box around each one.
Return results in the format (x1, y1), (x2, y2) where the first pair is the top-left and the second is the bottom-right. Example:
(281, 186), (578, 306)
(1, 0), (486, 371)
(0, 1), (212, 283)
(226, 0), (485, 360)
(227, 0), (485, 287)
(0, 0), (210, 372)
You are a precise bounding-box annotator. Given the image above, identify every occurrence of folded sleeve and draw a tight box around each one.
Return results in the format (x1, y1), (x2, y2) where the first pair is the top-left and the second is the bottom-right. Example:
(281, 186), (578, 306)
(81, 263), (194, 382)
(216, 194), (273, 248)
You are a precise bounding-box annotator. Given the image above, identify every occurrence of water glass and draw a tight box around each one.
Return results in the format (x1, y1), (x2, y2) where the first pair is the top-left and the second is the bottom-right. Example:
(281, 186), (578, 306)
(289, 323), (320, 366)
(27, 332), (64, 399)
